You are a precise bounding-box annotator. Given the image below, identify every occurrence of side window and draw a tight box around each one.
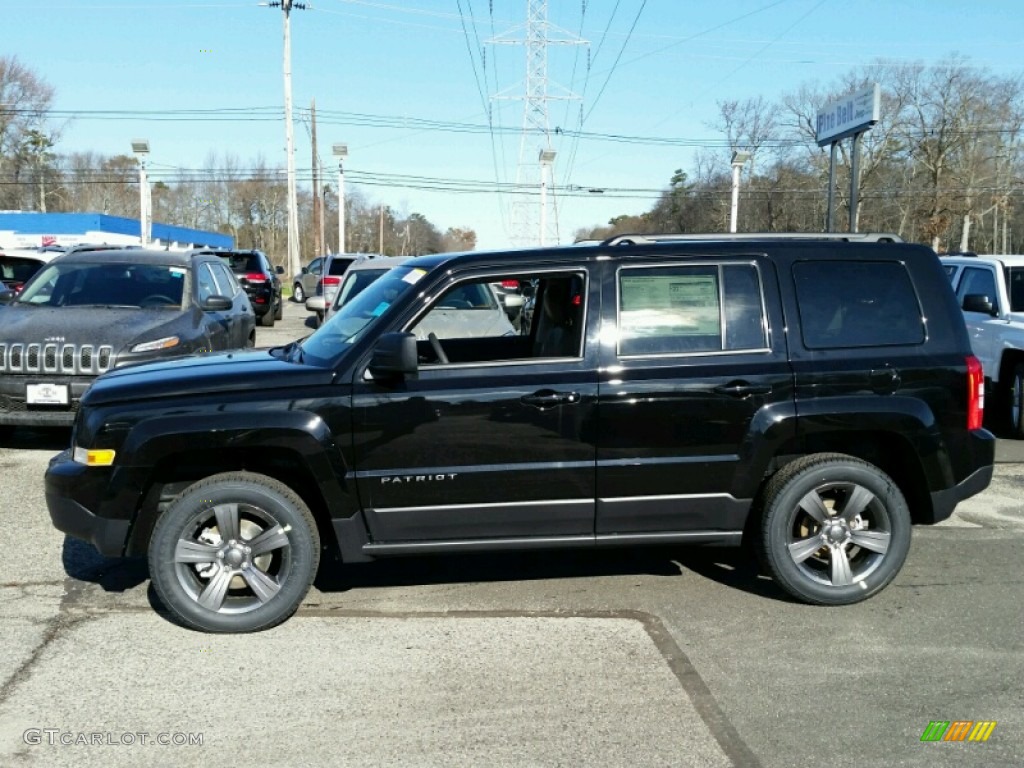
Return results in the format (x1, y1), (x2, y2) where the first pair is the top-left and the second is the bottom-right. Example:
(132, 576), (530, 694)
(408, 271), (586, 365)
(196, 263), (219, 303)
(617, 263), (767, 356)
(794, 260), (925, 349)
(309, 258), (323, 276)
(956, 266), (998, 310)
(212, 263), (239, 296)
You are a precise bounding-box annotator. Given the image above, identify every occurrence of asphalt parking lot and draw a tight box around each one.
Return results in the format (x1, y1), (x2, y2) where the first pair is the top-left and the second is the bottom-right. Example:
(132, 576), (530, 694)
(0, 300), (1021, 767)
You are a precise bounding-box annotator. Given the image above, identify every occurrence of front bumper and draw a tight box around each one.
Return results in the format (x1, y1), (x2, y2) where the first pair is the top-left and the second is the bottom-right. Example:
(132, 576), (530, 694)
(45, 449), (129, 556)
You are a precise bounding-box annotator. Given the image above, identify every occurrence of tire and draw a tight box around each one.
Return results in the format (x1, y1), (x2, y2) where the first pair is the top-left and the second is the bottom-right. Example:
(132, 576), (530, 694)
(757, 453), (911, 605)
(259, 307), (275, 327)
(274, 294), (284, 321)
(1007, 364), (1024, 439)
(293, 283), (305, 303)
(148, 472), (320, 633)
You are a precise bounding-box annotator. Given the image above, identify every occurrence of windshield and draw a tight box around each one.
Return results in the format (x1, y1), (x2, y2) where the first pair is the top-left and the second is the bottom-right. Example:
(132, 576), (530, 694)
(300, 264), (427, 363)
(16, 261), (187, 308)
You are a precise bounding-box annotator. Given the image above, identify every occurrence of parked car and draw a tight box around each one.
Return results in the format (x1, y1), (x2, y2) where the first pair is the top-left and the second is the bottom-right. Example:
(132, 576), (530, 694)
(290, 257), (324, 303)
(0, 248), (255, 428)
(45, 233), (993, 632)
(319, 257), (409, 325)
(942, 252), (1024, 436)
(197, 249), (283, 327)
(0, 248), (61, 295)
(305, 253), (376, 326)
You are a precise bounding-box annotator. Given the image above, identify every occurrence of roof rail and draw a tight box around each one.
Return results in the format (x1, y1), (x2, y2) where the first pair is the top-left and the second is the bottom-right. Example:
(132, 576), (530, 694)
(600, 232), (904, 246)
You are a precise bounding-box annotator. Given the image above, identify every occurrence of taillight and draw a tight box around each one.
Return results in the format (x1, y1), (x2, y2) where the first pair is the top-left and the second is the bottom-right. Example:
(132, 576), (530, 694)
(244, 273), (267, 284)
(322, 276), (341, 287)
(500, 280), (519, 289)
(12, 282), (23, 293)
(966, 355), (984, 430)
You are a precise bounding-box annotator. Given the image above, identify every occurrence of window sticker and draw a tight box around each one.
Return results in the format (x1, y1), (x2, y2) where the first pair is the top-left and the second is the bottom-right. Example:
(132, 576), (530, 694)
(371, 301), (389, 317)
(621, 274), (720, 336)
(169, 268), (186, 278)
(402, 268), (427, 285)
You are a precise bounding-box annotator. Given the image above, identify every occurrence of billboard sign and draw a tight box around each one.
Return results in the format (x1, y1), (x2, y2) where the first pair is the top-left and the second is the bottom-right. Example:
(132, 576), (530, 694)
(816, 84), (881, 146)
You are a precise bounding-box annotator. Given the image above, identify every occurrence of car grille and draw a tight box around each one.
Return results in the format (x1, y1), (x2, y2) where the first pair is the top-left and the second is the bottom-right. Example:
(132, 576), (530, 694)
(0, 394), (81, 413)
(0, 343), (114, 375)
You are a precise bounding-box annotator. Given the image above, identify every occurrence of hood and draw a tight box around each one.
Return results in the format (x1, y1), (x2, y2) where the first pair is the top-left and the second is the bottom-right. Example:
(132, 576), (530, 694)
(83, 349), (336, 406)
(0, 304), (182, 350)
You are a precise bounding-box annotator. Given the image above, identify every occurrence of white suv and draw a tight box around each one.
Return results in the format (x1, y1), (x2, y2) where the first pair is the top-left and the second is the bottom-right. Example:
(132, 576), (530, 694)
(942, 253), (1024, 436)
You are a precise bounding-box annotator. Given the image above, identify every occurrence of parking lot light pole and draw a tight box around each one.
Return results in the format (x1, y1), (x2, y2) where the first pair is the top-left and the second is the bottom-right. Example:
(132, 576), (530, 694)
(333, 143), (348, 254)
(131, 139), (151, 246)
(539, 149), (556, 246)
(730, 150), (751, 233)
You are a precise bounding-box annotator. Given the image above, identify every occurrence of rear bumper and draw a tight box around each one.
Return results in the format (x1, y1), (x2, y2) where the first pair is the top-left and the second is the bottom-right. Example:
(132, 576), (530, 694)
(927, 429), (996, 524)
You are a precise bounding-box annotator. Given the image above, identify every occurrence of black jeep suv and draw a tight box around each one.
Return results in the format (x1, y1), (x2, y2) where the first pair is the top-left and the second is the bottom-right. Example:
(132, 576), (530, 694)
(198, 249), (284, 327)
(45, 234), (994, 632)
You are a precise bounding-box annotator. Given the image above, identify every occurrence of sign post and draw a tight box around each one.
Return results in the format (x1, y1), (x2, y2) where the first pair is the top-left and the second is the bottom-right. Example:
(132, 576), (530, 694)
(816, 84), (881, 232)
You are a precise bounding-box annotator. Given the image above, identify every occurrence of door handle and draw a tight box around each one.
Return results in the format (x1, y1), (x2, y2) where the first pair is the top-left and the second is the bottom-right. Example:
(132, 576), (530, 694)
(713, 382), (772, 397)
(521, 390), (581, 409)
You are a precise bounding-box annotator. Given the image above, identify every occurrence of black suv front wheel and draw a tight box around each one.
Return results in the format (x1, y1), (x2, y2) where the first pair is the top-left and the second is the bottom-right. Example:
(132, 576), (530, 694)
(757, 454), (911, 605)
(148, 472), (320, 633)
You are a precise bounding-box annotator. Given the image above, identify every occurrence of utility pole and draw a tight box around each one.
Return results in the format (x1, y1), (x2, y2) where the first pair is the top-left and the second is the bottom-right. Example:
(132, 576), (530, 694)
(311, 98), (320, 257)
(265, 0), (305, 277)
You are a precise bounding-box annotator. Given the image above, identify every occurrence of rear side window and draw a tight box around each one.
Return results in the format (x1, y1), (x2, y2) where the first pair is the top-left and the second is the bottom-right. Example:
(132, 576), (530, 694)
(328, 258), (358, 275)
(794, 260), (924, 349)
(617, 263), (768, 356)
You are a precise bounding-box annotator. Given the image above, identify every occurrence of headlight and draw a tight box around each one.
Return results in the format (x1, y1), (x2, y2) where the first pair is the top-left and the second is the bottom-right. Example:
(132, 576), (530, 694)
(72, 447), (116, 466)
(130, 336), (180, 353)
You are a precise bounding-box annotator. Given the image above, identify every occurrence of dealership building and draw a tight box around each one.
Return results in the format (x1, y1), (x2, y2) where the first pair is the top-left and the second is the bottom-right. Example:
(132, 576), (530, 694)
(0, 212), (232, 251)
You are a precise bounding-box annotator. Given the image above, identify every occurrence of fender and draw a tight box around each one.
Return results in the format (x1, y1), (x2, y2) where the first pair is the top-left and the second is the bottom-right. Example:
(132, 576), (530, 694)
(118, 409), (354, 519)
(795, 395), (949, 490)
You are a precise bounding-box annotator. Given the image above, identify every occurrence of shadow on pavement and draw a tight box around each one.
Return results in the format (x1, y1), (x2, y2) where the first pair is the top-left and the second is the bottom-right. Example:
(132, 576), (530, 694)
(61, 536), (147, 592)
(313, 544), (791, 603)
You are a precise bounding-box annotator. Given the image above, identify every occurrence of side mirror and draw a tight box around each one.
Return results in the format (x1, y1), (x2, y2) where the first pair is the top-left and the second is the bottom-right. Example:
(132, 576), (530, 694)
(301, 267), (309, 274)
(962, 294), (997, 316)
(201, 295), (233, 312)
(276, 265), (285, 274)
(368, 332), (418, 379)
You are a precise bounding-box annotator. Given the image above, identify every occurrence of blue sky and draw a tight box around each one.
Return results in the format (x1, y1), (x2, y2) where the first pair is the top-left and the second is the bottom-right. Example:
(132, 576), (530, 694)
(6, 0), (1024, 250)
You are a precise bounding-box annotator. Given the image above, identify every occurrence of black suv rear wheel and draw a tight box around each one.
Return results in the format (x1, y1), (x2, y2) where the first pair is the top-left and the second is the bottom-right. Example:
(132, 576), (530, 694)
(757, 454), (911, 605)
(148, 472), (320, 633)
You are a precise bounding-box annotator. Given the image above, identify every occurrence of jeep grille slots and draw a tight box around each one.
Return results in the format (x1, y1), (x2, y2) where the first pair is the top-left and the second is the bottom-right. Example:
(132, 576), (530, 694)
(0, 343), (114, 375)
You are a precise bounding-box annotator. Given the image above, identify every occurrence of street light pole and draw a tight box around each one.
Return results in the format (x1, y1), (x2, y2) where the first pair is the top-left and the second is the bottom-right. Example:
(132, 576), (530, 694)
(131, 139), (151, 247)
(333, 143), (348, 254)
(539, 149), (556, 246)
(730, 150), (751, 234)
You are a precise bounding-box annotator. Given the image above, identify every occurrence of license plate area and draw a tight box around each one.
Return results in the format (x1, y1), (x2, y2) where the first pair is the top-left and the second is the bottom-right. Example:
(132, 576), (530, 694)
(26, 383), (70, 405)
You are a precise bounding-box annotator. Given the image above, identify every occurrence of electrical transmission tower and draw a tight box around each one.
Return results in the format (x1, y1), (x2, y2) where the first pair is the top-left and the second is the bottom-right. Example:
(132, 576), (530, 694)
(490, 0), (587, 247)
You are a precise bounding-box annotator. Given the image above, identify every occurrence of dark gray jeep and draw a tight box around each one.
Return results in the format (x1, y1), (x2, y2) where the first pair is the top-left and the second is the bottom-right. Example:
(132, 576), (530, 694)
(0, 248), (256, 429)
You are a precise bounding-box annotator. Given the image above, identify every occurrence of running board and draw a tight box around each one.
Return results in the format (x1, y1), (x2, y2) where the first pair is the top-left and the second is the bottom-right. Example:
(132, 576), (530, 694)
(361, 530), (742, 556)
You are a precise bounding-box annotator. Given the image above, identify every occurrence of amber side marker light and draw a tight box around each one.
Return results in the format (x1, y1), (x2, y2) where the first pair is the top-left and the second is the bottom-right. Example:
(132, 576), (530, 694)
(72, 448), (116, 466)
